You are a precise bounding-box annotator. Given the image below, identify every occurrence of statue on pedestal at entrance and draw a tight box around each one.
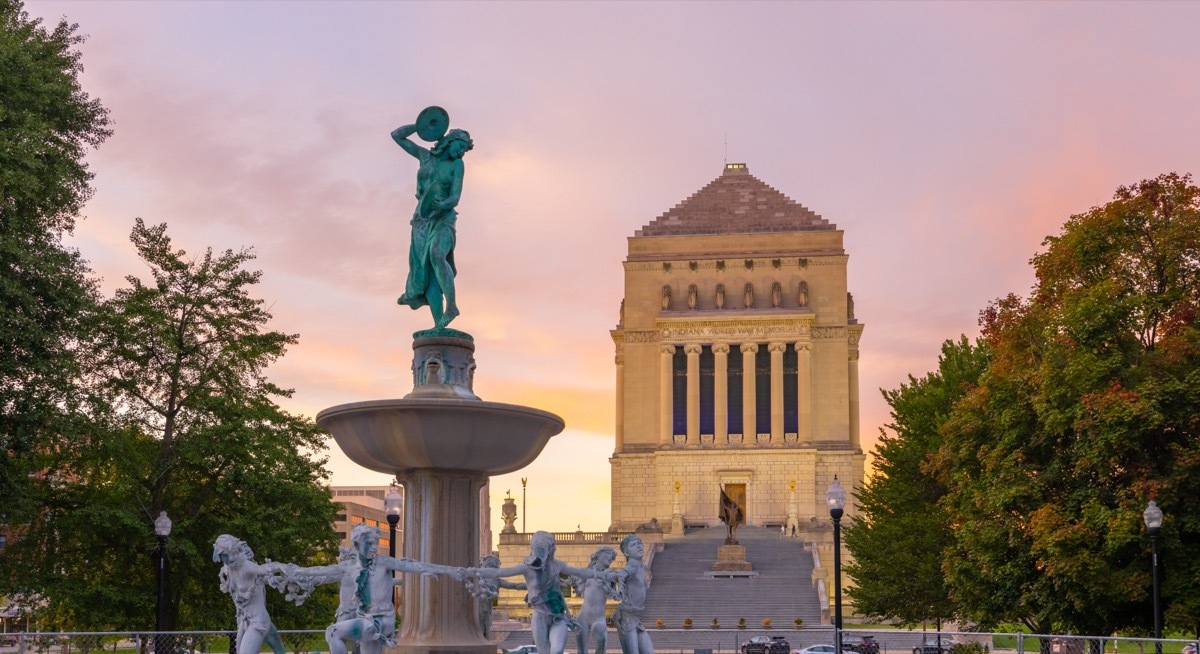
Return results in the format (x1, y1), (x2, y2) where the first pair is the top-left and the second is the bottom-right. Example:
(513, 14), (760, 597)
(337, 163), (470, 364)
(718, 486), (745, 544)
(392, 106), (474, 330)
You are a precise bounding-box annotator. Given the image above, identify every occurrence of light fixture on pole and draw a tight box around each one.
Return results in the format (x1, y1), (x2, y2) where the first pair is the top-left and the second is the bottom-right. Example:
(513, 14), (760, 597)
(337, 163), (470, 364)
(521, 477), (528, 533)
(153, 511), (172, 651)
(826, 476), (846, 654)
(1143, 500), (1163, 654)
(385, 483), (403, 612)
(385, 484), (403, 559)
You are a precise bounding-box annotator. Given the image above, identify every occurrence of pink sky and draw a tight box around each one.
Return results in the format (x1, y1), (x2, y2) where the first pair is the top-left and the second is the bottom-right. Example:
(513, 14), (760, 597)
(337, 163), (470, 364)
(27, 1), (1200, 537)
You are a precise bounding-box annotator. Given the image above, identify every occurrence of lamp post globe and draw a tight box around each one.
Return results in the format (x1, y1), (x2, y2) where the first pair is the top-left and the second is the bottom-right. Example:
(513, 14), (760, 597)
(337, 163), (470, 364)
(826, 477), (846, 654)
(385, 484), (403, 559)
(1143, 501), (1163, 654)
(153, 511), (172, 647)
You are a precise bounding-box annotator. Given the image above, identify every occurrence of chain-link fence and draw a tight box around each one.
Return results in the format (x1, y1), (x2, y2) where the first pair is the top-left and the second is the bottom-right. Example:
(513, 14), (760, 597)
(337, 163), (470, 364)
(0, 630), (1195, 654)
(0, 631), (328, 654)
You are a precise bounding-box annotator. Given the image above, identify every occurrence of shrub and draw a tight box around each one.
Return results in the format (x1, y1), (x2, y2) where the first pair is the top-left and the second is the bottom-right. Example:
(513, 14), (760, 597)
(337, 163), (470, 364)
(794, 618), (804, 628)
(763, 618), (772, 628)
(738, 618), (747, 629)
(683, 618), (693, 629)
(656, 619), (664, 629)
(712, 618), (720, 628)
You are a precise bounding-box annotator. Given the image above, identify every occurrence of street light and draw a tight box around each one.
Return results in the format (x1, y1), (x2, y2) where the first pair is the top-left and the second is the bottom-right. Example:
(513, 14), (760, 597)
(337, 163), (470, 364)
(1143, 501), (1163, 654)
(521, 477), (528, 533)
(827, 476), (847, 654)
(385, 484), (403, 559)
(153, 511), (171, 652)
(385, 483), (403, 614)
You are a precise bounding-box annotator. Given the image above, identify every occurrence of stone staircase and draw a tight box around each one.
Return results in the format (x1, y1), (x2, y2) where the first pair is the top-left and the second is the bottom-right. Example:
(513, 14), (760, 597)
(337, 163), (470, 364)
(640, 525), (822, 629)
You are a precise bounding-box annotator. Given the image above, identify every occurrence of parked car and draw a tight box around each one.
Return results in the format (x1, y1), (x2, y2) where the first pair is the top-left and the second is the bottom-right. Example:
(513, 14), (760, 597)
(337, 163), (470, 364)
(744, 636), (774, 654)
(743, 636), (790, 654)
(0, 635), (20, 647)
(793, 645), (836, 654)
(1181, 644), (1197, 654)
(913, 638), (961, 654)
(842, 635), (880, 654)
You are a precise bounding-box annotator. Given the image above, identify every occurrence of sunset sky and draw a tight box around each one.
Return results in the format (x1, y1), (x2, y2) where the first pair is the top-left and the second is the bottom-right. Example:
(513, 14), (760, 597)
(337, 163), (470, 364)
(26, 1), (1200, 538)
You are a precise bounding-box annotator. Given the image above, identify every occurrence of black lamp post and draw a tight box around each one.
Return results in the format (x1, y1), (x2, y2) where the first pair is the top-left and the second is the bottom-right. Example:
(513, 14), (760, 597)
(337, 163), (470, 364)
(385, 484), (403, 612)
(1143, 501), (1163, 654)
(385, 484), (403, 559)
(827, 476), (846, 654)
(153, 511), (171, 650)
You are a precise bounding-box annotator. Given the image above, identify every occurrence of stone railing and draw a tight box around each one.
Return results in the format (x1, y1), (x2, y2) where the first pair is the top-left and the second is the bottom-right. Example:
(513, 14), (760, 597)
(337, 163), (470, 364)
(498, 530), (632, 545)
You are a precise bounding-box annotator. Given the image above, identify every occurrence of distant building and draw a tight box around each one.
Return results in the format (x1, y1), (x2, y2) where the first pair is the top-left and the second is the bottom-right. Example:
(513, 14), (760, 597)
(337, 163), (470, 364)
(331, 485), (401, 554)
(609, 163), (865, 535)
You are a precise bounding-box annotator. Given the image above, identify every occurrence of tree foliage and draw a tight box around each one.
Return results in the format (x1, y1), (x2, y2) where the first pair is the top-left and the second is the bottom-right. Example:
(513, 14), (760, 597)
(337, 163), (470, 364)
(3, 221), (339, 631)
(934, 173), (1200, 636)
(844, 336), (990, 626)
(0, 0), (109, 528)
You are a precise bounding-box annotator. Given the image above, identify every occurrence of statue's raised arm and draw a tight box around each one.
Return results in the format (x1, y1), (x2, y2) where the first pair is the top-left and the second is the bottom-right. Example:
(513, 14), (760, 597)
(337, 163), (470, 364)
(393, 106), (474, 331)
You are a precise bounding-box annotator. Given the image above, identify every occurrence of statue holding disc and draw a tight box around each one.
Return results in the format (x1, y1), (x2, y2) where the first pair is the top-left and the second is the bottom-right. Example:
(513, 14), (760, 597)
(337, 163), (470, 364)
(392, 107), (474, 330)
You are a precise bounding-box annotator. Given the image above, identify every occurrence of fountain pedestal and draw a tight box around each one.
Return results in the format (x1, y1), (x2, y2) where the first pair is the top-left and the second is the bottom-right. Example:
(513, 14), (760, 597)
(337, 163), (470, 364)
(317, 333), (563, 654)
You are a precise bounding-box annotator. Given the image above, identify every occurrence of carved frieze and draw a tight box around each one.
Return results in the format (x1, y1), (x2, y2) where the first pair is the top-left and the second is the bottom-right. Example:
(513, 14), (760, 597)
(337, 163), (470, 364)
(810, 326), (847, 340)
(624, 330), (660, 343)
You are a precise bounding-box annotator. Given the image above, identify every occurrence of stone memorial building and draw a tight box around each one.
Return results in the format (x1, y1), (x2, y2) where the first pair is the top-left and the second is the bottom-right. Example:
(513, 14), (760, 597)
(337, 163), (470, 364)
(608, 163), (865, 536)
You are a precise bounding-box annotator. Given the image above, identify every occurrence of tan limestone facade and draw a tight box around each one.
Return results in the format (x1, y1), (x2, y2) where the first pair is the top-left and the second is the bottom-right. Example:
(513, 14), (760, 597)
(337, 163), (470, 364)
(609, 164), (865, 535)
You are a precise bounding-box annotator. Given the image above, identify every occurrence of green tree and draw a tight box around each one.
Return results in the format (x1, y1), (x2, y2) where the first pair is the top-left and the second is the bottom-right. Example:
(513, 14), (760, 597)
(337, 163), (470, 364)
(0, 0), (109, 531)
(935, 173), (1200, 638)
(844, 336), (989, 626)
(4, 220), (339, 631)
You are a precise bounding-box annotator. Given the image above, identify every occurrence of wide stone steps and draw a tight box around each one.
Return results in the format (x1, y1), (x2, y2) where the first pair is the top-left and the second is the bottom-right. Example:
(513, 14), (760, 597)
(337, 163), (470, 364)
(640, 526), (822, 629)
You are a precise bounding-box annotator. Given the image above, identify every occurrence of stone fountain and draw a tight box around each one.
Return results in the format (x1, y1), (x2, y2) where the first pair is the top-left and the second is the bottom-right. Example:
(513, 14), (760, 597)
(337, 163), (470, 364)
(315, 108), (565, 654)
(318, 334), (562, 654)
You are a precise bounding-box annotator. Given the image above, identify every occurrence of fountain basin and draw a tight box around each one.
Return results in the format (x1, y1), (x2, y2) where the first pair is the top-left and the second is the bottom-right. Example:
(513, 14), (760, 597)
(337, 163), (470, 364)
(316, 397), (564, 475)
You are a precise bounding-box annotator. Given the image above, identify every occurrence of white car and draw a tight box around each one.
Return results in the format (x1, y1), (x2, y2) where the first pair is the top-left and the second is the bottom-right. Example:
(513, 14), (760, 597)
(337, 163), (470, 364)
(794, 646), (837, 654)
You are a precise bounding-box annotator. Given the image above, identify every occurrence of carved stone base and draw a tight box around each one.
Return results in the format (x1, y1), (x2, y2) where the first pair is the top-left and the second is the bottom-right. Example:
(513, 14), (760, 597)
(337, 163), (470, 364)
(712, 544), (753, 571)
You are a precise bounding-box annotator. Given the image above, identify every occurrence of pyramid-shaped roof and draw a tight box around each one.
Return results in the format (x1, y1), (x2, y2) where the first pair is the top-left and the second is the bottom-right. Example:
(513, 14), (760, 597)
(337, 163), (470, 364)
(635, 163), (835, 237)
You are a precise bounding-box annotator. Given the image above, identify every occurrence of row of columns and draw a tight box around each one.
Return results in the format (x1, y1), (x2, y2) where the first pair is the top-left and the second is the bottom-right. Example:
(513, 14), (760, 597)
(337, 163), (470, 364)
(659, 341), (815, 447)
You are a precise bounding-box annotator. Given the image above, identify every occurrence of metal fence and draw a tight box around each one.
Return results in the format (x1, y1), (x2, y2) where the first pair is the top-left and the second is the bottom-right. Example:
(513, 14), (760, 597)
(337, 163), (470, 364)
(0, 629), (1195, 654)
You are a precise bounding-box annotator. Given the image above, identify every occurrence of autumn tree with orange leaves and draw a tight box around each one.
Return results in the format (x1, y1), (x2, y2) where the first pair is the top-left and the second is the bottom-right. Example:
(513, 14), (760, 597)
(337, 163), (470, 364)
(934, 173), (1200, 638)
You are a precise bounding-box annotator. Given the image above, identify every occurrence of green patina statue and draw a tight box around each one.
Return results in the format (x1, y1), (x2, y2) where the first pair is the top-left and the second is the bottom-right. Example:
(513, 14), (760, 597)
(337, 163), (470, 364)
(392, 107), (474, 331)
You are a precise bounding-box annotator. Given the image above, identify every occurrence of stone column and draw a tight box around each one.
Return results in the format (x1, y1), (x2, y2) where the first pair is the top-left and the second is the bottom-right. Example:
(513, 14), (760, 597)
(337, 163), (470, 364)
(796, 342), (812, 444)
(685, 344), (702, 445)
(741, 343), (758, 442)
(614, 350), (624, 453)
(769, 342), (786, 445)
(395, 470), (492, 654)
(713, 343), (729, 444)
(660, 344), (675, 447)
(849, 350), (861, 450)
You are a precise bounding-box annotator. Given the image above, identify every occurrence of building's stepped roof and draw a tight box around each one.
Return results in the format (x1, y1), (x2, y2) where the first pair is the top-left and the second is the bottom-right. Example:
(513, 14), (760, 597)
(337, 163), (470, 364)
(636, 164), (836, 237)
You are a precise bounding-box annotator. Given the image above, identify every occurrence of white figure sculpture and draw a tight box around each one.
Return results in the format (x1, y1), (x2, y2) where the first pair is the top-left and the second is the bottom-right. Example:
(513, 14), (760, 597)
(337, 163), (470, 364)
(572, 546), (620, 654)
(477, 554), (527, 640)
(212, 535), (287, 654)
(612, 534), (654, 654)
(462, 531), (615, 654)
(271, 524), (453, 654)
